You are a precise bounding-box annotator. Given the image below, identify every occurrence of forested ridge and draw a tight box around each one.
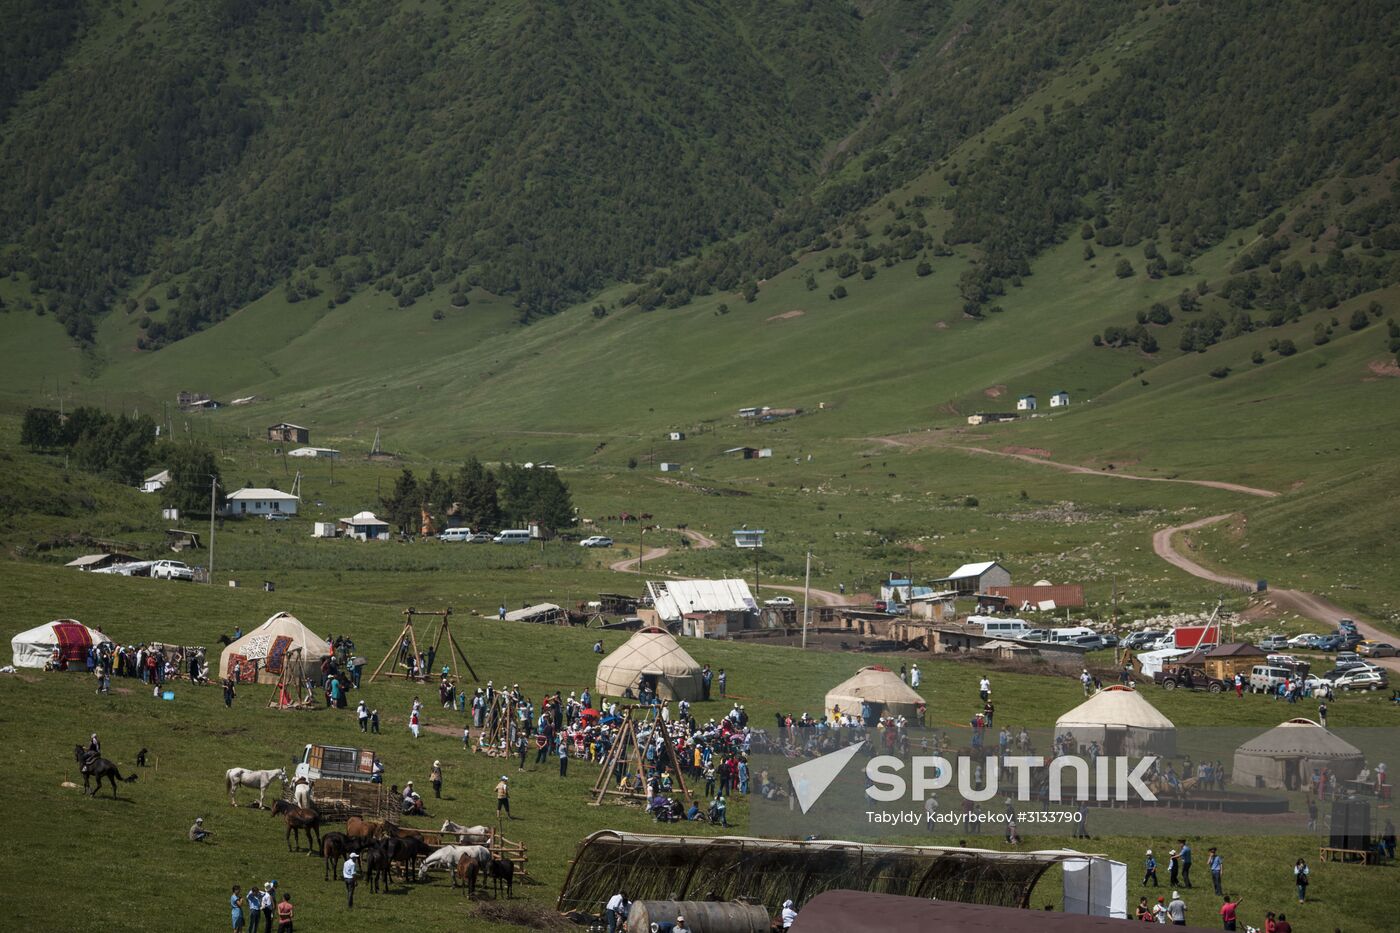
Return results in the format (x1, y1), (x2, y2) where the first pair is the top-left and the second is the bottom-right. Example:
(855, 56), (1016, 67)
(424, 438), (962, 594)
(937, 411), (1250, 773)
(1, 0), (1397, 353)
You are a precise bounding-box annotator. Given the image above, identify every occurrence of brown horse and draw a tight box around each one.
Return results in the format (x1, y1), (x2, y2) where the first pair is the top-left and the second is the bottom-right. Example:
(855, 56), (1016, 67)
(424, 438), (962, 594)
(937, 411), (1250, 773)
(321, 832), (367, 880)
(488, 857), (514, 898)
(73, 746), (137, 798)
(270, 799), (322, 852)
(346, 816), (389, 840)
(455, 854), (481, 896)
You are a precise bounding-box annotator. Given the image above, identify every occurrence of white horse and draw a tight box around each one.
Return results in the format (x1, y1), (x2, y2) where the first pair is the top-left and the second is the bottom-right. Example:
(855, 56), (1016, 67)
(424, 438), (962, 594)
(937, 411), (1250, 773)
(292, 776), (313, 809)
(424, 844), (490, 882)
(440, 820), (492, 845)
(226, 767), (287, 807)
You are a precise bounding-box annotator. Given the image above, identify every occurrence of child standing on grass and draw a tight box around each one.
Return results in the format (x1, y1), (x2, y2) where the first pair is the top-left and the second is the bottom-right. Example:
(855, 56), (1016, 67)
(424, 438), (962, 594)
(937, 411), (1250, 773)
(276, 893), (293, 932)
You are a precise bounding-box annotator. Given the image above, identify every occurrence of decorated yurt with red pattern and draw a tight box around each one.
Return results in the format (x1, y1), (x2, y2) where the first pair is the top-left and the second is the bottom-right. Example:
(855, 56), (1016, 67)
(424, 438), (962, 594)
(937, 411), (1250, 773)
(10, 618), (112, 669)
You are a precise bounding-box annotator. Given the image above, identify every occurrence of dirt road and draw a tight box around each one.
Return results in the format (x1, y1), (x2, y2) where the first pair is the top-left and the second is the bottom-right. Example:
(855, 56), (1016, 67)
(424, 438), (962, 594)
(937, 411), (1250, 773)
(870, 435), (1279, 498)
(1153, 513), (1399, 673)
(607, 527), (853, 606)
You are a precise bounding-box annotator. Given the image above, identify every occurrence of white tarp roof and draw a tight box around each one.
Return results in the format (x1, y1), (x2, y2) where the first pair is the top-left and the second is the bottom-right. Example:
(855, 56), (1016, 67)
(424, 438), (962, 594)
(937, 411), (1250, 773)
(945, 561), (998, 579)
(504, 603), (564, 622)
(11, 619), (113, 669)
(341, 511), (388, 526)
(647, 578), (757, 623)
(226, 487), (300, 501)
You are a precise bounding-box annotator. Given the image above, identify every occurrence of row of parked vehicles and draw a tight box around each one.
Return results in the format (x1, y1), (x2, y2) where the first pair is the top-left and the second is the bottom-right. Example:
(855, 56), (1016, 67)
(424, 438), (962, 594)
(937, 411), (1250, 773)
(1154, 619), (1390, 694)
(436, 527), (616, 547)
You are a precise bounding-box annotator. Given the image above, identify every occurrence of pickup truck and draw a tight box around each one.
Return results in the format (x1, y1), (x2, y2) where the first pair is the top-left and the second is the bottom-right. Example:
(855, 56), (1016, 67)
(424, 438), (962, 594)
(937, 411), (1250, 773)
(1154, 666), (1229, 693)
(294, 743), (379, 784)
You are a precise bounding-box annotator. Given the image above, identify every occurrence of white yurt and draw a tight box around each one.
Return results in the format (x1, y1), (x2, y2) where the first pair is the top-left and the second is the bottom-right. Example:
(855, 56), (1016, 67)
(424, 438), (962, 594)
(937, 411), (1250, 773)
(1232, 718), (1365, 791)
(219, 611), (327, 685)
(596, 627), (704, 702)
(825, 665), (925, 720)
(10, 619), (113, 669)
(1055, 685), (1176, 756)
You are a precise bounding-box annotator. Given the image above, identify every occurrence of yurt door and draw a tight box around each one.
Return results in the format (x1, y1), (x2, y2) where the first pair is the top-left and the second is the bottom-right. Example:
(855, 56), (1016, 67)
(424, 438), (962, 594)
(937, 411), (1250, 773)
(1103, 726), (1127, 756)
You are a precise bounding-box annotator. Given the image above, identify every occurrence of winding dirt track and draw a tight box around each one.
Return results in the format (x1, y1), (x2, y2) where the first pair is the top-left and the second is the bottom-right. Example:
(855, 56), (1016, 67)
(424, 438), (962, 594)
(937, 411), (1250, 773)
(1153, 514), (1399, 673)
(607, 528), (853, 606)
(869, 436), (1280, 498)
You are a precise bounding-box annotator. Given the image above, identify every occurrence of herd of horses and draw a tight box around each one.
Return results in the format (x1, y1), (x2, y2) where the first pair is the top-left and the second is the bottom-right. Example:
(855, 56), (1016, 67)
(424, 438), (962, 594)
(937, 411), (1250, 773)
(310, 816), (514, 897)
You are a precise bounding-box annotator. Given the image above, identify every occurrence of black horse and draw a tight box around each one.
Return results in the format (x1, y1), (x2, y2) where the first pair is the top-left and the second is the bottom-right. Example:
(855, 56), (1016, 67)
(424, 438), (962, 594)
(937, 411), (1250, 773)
(73, 745), (137, 798)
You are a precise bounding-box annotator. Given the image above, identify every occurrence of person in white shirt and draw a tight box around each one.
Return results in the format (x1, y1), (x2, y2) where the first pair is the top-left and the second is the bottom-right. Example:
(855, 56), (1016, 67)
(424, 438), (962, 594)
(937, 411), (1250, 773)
(343, 852), (358, 908)
(979, 676), (991, 700)
(357, 700), (369, 733)
(780, 899), (798, 928)
(910, 665), (921, 688)
(604, 891), (628, 933)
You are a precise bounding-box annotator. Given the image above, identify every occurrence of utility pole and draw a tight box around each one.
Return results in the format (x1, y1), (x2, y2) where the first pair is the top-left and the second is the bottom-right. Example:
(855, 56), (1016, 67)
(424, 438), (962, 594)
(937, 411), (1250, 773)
(208, 475), (219, 585)
(802, 550), (812, 649)
(638, 522), (645, 575)
(754, 549), (760, 602)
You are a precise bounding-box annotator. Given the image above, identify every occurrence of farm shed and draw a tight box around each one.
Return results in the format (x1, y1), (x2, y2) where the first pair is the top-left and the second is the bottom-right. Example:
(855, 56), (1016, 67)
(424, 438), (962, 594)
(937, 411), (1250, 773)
(267, 422), (310, 444)
(933, 560), (1011, 596)
(984, 583), (1085, 610)
(825, 665), (925, 721)
(1055, 685), (1176, 757)
(1016, 394), (1037, 411)
(504, 603), (569, 625)
(11, 619), (113, 669)
(66, 553), (140, 571)
(647, 578), (758, 626)
(659, 462), (682, 472)
(339, 511), (390, 540)
(595, 627), (704, 702)
(220, 611), (327, 685)
(1232, 718), (1365, 791)
(287, 446), (340, 459)
(1050, 390), (1070, 408)
(557, 831), (1104, 916)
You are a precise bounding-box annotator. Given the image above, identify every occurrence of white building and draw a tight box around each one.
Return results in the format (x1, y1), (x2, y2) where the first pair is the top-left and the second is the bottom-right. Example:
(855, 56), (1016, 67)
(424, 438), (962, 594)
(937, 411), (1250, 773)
(223, 488), (300, 517)
(1050, 391), (1069, 408)
(140, 469), (171, 493)
(1016, 394), (1037, 411)
(645, 578), (759, 635)
(668, 431), (685, 441)
(287, 447), (341, 459)
(659, 462), (681, 472)
(338, 511), (391, 541)
(933, 560), (1012, 596)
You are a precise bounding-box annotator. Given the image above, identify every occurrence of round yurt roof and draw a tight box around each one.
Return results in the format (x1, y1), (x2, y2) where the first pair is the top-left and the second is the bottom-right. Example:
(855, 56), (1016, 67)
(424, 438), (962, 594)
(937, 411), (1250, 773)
(1236, 718), (1363, 759)
(596, 627), (703, 700)
(219, 611), (326, 683)
(10, 619), (113, 669)
(1056, 685), (1174, 731)
(826, 665), (925, 711)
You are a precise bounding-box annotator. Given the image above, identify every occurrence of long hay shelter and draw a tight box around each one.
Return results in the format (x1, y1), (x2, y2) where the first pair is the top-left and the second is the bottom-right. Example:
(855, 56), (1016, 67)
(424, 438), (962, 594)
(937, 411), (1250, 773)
(1232, 718), (1366, 791)
(595, 627), (703, 702)
(824, 665), (925, 720)
(219, 611), (327, 685)
(1055, 685), (1176, 757)
(557, 831), (1101, 915)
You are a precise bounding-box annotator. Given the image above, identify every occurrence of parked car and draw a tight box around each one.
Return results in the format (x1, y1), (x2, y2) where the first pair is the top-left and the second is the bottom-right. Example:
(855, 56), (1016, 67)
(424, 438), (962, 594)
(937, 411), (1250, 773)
(1122, 631), (1167, 650)
(1287, 633), (1323, 648)
(438, 527), (474, 542)
(264, 512), (290, 522)
(765, 595), (796, 608)
(150, 559), (194, 581)
(1020, 629), (1050, 642)
(1259, 635), (1290, 651)
(1337, 619), (1359, 635)
(1332, 668), (1388, 692)
(1247, 665), (1296, 693)
(1266, 654), (1308, 672)
(1304, 674), (1335, 694)
(579, 536), (615, 548)
(1358, 641), (1396, 658)
(1154, 666), (1229, 693)
(1099, 634), (1120, 648)
(465, 532), (494, 543)
(1334, 651), (1363, 665)
(1339, 632), (1363, 650)
(1314, 634), (1346, 652)
(1073, 635), (1106, 651)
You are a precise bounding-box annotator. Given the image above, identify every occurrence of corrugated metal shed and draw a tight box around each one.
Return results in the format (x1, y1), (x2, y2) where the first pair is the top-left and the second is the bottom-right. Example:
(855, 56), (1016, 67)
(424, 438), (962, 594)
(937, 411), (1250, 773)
(647, 579), (758, 623)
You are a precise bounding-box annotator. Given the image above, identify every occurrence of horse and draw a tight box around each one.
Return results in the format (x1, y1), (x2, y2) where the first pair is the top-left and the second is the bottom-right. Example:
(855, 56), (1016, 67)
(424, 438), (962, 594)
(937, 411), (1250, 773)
(346, 816), (389, 839)
(382, 835), (431, 882)
(359, 843), (392, 894)
(73, 746), (137, 798)
(455, 854), (481, 896)
(292, 776), (313, 810)
(217, 634), (233, 646)
(270, 799), (322, 852)
(321, 832), (366, 881)
(440, 820), (492, 845)
(226, 766), (286, 808)
(488, 857), (514, 898)
(418, 844), (490, 882)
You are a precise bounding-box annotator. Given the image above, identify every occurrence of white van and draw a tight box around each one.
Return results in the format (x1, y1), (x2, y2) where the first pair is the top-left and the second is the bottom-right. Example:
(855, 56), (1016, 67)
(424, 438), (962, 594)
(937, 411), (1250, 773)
(969, 616), (1031, 638)
(438, 527), (474, 542)
(492, 529), (531, 545)
(1049, 626), (1096, 643)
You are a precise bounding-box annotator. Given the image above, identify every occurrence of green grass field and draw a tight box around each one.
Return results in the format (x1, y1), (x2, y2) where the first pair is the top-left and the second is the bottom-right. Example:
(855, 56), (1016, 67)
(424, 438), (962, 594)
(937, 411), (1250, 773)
(2, 559), (1395, 932)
